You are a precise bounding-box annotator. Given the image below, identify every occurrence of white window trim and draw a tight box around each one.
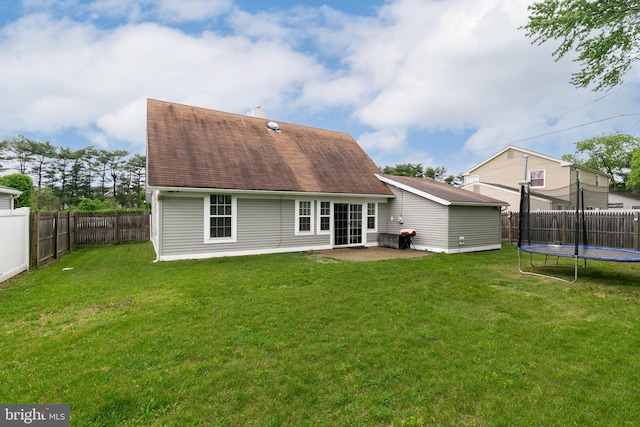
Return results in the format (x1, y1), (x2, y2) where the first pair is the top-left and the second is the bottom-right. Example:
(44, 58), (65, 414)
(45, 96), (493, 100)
(466, 175), (479, 185)
(317, 201), (332, 235)
(530, 170), (545, 189)
(366, 202), (378, 232)
(204, 194), (237, 244)
(295, 200), (315, 236)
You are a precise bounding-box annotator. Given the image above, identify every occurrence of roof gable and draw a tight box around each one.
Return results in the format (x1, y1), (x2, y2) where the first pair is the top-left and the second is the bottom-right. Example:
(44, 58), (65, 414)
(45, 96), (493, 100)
(464, 145), (573, 176)
(464, 145), (608, 177)
(377, 175), (506, 206)
(146, 99), (392, 196)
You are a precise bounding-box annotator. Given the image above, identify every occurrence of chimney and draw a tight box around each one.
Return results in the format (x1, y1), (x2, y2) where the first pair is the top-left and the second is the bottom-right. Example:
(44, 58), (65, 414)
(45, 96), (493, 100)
(249, 105), (266, 118)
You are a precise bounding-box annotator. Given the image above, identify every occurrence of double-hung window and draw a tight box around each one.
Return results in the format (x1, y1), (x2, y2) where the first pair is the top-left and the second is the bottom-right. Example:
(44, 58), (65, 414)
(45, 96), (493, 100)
(206, 194), (236, 242)
(367, 203), (377, 231)
(296, 200), (314, 235)
(530, 170), (545, 188)
(318, 201), (331, 234)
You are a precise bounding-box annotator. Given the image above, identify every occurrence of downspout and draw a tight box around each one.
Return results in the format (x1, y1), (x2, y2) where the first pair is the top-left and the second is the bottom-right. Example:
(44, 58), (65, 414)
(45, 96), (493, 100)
(152, 191), (162, 263)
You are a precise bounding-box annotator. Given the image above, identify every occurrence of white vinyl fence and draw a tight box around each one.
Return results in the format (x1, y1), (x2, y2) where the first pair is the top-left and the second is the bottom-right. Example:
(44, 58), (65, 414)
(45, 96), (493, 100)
(0, 207), (30, 283)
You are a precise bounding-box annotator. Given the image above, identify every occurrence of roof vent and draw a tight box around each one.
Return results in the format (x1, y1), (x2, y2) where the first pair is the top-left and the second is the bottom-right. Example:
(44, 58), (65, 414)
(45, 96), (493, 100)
(267, 121), (281, 132)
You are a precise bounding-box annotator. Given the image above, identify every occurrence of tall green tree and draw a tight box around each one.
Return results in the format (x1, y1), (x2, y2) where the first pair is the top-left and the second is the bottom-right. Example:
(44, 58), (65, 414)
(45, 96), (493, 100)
(627, 150), (640, 194)
(425, 166), (448, 181)
(381, 163), (425, 177)
(0, 140), (8, 172)
(27, 140), (57, 189)
(122, 154), (146, 208)
(0, 173), (33, 208)
(107, 149), (130, 203)
(522, 0), (640, 90)
(562, 132), (640, 190)
(6, 135), (34, 174)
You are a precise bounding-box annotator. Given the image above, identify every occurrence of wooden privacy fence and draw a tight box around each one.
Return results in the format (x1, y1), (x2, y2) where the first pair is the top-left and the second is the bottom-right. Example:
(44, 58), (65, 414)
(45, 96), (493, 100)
(30, 212), (150, 267)
(502, 210), (640, 250)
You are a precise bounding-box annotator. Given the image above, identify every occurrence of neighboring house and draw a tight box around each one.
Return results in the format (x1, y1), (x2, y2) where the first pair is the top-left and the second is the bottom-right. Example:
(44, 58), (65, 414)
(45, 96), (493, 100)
(462, 145), (610, 210)
(0, 185), (21, 210)
(608, 191), (640, 210)
(377, 175), (506, 254)
(146, 99), (506, 261)
(0, 184), (28, 283)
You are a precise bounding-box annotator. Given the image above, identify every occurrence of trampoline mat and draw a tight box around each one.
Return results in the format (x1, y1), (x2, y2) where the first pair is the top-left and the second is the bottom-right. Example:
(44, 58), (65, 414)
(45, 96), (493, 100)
(520, 244), (640, 262)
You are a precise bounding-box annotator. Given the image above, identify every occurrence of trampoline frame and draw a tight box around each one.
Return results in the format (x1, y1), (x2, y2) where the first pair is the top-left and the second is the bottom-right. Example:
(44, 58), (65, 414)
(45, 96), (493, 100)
(517, 244), (640, 283)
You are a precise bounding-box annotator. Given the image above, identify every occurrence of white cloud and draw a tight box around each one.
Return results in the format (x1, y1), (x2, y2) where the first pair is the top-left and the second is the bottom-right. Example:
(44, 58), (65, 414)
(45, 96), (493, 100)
(0, 11), (326, 147)
(357, 128), (407, 151)
(96, 97), (147, 145)
(3, 0), (640, 170)
(154, 0), (233, 22)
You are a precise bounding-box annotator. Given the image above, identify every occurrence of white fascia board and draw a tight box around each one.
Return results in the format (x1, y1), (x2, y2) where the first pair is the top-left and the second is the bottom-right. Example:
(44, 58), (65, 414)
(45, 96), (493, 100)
(148, 186), (393, 200)
(376, 174), (450, 206)
(450, 201), (508, 207)
(0, 187), (22, 196)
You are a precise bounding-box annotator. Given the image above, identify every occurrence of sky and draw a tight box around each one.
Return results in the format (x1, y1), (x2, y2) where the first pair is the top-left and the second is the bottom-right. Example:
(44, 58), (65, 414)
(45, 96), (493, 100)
(1, 0), (640, 177)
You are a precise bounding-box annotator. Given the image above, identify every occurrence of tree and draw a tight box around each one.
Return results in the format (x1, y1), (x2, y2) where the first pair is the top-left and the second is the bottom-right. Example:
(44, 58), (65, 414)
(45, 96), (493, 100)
(522, 0), (640, 90)
(444, 174), (464, 187)
(381, 163), (425, 177)
(627, 150), (640, 194)
(107, 149), (130, 203)
(563, 132), (640, 190)
(27, 140), (57, 189)
(32, 187), (60, 211)
(6, 135), (34, 174)
(0, 139), (8, 172)
(425, 166), (448, 181)
(0, 173), (33, 208)
(121, 154), (146, 208)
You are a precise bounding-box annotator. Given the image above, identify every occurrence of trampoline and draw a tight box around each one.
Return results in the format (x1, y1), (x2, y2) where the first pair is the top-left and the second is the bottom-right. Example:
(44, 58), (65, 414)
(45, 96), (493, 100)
(520, 244), (640, 262)
(517, 158), (640, 282)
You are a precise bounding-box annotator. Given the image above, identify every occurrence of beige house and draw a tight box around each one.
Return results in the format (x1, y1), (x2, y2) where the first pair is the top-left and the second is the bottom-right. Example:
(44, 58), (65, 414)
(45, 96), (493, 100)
(462, 145), (610, 210)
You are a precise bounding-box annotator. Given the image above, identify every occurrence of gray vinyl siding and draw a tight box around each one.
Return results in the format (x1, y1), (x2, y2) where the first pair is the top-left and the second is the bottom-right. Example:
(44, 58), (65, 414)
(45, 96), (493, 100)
(385, 187), (449, 251)
(0, 195), (11, 210)
(448, 206), (502, 250)
(160, 196), (330, 257)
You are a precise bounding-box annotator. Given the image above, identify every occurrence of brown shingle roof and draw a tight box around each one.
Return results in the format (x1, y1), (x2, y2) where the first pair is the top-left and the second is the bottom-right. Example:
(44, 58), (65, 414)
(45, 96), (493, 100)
(147, 99), (393, 196)
(380, 175), (507, 205)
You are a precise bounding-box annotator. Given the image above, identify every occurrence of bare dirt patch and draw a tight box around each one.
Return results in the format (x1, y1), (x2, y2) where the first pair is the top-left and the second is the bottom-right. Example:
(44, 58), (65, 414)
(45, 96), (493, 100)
(307, 247), (432, 262)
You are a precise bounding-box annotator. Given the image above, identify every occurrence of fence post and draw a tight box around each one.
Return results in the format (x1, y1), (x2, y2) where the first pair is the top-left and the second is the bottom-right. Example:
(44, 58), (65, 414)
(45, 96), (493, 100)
(73, 212), (78, 248)
(635, 211), (639, 251)
(30, 211), (39, 268)
(507, 212), (513, 245)
(115, 212), (120, 244)
(53, 212), (59, 259)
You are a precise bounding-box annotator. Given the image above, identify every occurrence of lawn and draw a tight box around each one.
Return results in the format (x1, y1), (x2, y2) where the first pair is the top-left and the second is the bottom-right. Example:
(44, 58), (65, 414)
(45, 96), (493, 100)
(1, 243), (640, 426)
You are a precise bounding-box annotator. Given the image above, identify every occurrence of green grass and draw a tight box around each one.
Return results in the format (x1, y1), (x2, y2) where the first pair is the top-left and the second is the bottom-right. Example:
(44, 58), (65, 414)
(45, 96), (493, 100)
(2, 243), (640, 426)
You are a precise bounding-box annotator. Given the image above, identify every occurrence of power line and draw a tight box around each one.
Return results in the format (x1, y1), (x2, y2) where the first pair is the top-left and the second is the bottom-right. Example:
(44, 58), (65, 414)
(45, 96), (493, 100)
(505, 112), (640, 145)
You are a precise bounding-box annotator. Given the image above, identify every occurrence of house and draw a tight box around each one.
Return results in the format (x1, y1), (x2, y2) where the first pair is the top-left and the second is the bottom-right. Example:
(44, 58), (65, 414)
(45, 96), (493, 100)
(608, 191), (640, 210)
(0, 185), (21, 210)
(462, 145), (610, 210)
(146, 99), (506, 261)
(377, 175), (506, 253)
